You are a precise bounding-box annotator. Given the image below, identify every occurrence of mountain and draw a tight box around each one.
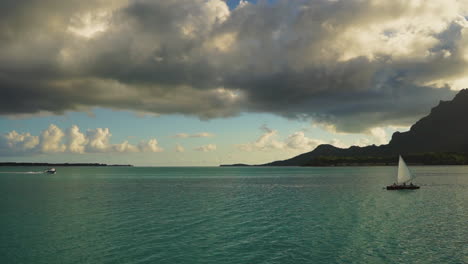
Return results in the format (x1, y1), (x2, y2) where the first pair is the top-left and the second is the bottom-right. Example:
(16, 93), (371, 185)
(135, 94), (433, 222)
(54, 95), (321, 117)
(223, 89), (468, 166)
(388, 89), (468, 153)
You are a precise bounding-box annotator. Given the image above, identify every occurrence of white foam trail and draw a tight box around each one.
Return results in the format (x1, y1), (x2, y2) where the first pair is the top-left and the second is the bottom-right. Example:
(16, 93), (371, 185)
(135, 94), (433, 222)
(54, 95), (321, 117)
(0, 171), (44, 174)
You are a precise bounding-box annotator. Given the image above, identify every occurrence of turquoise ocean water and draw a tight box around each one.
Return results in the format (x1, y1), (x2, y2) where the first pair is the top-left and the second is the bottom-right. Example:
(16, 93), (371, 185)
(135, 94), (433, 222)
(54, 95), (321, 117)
(0, 166), (467, 264)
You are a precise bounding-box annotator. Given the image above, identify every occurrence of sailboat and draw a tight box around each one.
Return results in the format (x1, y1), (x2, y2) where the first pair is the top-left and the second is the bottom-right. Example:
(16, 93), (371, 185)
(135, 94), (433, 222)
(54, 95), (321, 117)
(386, 156), (420, 190)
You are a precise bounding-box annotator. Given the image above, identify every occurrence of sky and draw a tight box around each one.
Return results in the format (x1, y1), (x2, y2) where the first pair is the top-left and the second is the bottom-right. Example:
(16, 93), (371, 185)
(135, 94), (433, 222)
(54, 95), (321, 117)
(0, 0), (467, 166)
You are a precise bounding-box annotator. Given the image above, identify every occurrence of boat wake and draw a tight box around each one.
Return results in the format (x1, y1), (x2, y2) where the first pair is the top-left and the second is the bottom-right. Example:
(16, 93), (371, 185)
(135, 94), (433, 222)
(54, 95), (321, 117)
(0, 171), (45, 174)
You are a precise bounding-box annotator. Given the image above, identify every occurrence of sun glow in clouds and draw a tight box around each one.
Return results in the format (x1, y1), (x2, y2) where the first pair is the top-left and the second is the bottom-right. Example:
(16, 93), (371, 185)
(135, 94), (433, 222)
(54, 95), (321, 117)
(68, 11), (110, 38)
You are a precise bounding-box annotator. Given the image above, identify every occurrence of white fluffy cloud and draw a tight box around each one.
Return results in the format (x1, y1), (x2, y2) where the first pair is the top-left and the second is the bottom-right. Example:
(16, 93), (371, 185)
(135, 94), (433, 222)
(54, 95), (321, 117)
(237, 126), (324, 152)
(369, 127), (388, 145)
(194, 144), (217, 152)
(112, 140), (139, 153)
(0, 131), (39, 155)
(138, 139), (164, 152)
(67, 125), (87, 153)
(86, 128), (112, 152)
(285, 132), (324, 151)
(175, 144), (185, 153)
(237, 126), (285, 151)
(350, 126), (394, 146)
(237, 123), (394, 152)
(174, 132), (215, 138)
(0, 124), (164, 155)
(39, 124), (66, 153)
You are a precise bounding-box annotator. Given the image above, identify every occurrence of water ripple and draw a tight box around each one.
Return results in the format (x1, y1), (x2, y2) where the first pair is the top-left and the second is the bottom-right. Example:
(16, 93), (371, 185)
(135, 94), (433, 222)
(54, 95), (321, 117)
(0, 166), (467, 264)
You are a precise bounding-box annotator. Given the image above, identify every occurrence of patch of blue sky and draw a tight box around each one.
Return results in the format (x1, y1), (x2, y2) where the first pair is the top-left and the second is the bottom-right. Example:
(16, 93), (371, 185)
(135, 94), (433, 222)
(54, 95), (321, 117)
(226, 0), (279, 10)
(0, 108), (314, 145)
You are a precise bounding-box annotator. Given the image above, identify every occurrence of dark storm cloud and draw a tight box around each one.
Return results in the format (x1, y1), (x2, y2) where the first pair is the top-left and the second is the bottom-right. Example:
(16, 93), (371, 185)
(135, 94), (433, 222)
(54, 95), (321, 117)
(223, 55), (456, 132)
(0, 0), (467, 132)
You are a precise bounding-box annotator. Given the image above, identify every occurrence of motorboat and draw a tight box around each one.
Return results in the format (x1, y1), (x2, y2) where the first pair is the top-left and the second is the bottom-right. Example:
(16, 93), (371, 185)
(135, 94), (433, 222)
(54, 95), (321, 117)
(45, 168), (56, 174)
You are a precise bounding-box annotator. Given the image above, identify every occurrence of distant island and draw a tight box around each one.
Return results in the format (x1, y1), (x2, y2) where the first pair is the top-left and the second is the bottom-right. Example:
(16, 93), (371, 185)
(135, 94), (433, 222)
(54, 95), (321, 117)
(0, 162), (133, 167)
(222, 89), (468, 167)
(220, 163), (250, 167)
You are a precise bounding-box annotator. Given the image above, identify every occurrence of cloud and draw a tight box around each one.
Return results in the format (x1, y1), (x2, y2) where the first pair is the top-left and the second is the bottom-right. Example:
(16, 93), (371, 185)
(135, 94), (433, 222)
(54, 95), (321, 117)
(194, 144), (217, 152)
(369, 127), (388, 145)
(138, 139), (164, 152)
(174, 133), (192, 139)
(237, 125), (323, 152)
(39, 124), (66, 153)
(0, 131), (39, 155)
(237, 126), (285, 151)
(285, 132), (325, 151)
(193, 132), (215, 138)
(354, 138), (372, 147)
(112, 140), (139, 153)
(1, 0), (467, 132)
(86, 128), (112, 152)
(0, 124), (164, 155)
(329, 138), (348, 149)
(174, 132), (215, 138)
(67, 125), (87, 153)
(175, 144), (185, 153)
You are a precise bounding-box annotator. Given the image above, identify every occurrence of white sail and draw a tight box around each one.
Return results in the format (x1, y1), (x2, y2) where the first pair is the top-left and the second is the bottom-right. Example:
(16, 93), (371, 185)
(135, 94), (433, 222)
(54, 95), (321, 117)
(397, 155), (412, 184)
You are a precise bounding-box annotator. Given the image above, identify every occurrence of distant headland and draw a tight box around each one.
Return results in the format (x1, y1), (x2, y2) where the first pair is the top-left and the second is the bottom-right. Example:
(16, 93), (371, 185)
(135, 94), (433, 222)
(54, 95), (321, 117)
(0, 162), (133, 167)
(222, 89), (468, 167)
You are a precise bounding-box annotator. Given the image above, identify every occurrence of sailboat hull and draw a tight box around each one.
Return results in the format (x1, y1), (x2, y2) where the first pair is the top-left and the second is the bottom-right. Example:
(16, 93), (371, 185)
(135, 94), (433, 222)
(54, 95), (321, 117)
(386, 185), (420, 190)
